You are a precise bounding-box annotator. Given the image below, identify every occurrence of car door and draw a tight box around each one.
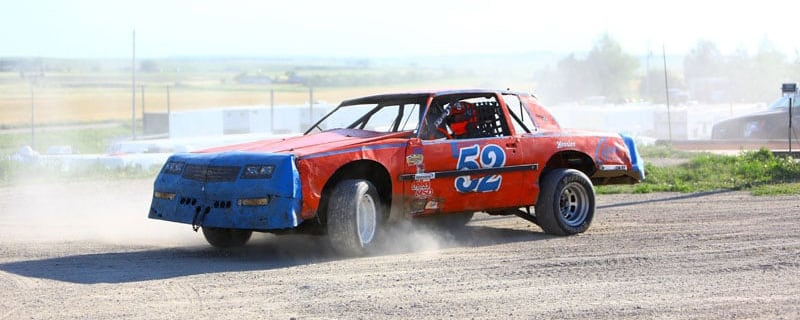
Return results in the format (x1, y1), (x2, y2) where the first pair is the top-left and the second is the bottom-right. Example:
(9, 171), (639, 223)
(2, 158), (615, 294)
(402, 96), (535, 215)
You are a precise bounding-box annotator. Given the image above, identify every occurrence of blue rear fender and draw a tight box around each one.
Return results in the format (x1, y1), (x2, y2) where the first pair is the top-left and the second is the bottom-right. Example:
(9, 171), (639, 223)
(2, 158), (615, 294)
(619, 133), (645, 181)
(148, 152), (303, 230)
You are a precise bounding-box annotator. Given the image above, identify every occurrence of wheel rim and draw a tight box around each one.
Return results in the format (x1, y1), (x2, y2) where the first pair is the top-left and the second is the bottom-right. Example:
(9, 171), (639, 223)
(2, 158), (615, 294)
(559, 182), (589, 227)
(356, 193), (377, 246)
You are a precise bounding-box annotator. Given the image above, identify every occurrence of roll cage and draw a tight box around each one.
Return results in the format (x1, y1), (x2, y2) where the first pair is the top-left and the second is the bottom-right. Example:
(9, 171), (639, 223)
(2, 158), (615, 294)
(305, 90), (536, 138)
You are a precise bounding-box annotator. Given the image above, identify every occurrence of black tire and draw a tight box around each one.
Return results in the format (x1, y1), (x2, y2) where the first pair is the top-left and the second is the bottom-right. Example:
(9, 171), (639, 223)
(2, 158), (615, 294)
(327, 179), (385, 256)
(201, 227), (252, 248)
(535, 169), (595, 235)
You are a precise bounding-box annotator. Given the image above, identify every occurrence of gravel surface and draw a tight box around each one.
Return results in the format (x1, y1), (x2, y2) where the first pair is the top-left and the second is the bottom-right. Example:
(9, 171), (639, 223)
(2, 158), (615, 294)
(1, 179), (799, 319)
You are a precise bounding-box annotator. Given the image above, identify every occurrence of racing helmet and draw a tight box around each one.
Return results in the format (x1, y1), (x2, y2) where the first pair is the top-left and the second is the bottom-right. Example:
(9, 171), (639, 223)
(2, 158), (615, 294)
(446, 101), (478, 137)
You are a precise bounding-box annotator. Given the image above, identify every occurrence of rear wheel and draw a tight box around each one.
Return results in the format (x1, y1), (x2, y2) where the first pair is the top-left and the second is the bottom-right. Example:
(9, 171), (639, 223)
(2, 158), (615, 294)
(201, 227), (252, 248)
(535, 169), (595, 235)
(327, 179), (385, 256)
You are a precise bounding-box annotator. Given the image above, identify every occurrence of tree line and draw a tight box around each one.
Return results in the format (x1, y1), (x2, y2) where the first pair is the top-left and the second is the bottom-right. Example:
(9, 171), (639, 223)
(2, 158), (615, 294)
(534, 34), (800, 105)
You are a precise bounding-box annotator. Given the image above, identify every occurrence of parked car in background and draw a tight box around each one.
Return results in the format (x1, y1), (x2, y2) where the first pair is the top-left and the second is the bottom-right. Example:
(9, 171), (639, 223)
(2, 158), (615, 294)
(712, 93), (800, 139)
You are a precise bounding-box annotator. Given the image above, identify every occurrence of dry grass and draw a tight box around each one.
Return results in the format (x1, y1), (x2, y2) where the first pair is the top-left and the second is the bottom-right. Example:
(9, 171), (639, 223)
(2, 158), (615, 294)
(0, 64), (536, 128)
(0, 75), (488, 127)
(0, 84), (315, 126)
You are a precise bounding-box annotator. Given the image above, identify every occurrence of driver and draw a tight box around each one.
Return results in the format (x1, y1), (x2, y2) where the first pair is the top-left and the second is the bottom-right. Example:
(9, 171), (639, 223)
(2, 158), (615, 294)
(445, 101), (478, 139)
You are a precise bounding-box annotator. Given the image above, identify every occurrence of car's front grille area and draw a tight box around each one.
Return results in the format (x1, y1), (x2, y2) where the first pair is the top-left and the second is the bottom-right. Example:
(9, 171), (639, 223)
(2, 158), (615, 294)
(182, 165), (241, 182)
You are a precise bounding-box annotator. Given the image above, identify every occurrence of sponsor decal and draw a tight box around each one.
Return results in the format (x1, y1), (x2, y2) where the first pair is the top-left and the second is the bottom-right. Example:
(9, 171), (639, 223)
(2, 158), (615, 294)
(557, 141), (576, 149)
(411, 180), (433, 199)
(414, 172), (435, 181)
(454, 144), (506, 193)
(406, 154), (424, 166)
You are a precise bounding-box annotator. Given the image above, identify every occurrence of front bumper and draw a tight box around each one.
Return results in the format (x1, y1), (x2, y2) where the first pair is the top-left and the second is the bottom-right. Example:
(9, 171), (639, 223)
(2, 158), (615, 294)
(148, 152), (302, 230)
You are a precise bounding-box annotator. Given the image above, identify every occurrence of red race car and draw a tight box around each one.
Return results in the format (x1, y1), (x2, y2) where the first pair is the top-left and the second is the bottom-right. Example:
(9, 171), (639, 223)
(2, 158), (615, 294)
(149, 89), (644, 255)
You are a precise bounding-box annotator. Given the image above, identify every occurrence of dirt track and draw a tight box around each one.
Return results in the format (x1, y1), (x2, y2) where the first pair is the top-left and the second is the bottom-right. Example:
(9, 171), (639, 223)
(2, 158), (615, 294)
(1, 179), (799, 319)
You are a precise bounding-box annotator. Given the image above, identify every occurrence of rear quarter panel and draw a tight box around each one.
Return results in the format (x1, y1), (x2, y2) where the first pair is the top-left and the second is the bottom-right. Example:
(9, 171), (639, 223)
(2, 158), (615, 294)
(517, 130), (634, 200)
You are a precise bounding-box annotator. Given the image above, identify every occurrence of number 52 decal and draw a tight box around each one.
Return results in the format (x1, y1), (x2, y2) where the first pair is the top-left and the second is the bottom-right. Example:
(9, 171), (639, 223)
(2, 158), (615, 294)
(455, 144), (506, 193)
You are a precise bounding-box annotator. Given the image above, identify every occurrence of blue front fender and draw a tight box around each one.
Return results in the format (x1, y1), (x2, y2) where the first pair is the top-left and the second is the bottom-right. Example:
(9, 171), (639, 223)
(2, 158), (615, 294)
(148, 152), (303, 230)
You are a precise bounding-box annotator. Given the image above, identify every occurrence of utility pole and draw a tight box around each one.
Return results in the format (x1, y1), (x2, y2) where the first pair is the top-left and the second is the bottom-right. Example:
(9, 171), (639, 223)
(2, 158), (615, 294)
(309, 87), (314, 125)
(645, 41), (651, 100)
(166, 86), (171, 114)
(141, 85), (146, 135)
(790, 95), (794, 153)
(663, 44), (672, 142)
(131, 29), (136, 140)
(30, 82), (35, 149)
(782, 83), (797, 153)
(270, 89), (275, 133)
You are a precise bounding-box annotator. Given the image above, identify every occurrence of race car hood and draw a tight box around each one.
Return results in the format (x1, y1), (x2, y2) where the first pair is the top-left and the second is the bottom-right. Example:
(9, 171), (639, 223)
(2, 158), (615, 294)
(198, 129), (410, 158)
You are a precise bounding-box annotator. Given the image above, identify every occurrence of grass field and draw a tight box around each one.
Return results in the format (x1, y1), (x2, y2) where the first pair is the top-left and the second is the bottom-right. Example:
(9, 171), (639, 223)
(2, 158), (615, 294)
(0, 124), (131, 155)
(596, 147), (800, 195)
(0, 57), (541, 162)
(0, 58), (538, 128)
(0, 75), (532, 127)
(0, 75), (389, 127)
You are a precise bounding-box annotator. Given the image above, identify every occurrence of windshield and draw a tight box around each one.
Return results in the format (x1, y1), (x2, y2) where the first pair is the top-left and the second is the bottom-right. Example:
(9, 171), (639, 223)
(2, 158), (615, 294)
(305, 101), (421, 134)
(767, 94), (800, 110)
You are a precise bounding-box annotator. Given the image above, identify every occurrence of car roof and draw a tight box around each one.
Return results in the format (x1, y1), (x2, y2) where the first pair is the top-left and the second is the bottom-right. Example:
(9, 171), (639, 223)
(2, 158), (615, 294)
(340, 89), (527, 106)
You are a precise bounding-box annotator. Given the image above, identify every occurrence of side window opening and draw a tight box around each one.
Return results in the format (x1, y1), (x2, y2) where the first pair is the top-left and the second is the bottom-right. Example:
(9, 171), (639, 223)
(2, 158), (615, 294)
(421, 95), (512, 140)
(471, 100), (509, 137)
(419, 102), (449, 140)
(503, 93), (537, 134)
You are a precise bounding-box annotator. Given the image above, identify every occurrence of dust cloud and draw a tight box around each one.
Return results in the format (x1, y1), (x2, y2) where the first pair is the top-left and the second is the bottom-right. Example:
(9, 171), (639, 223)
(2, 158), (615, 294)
(375, 220), (461, 255)
(0, 177), (467, 259)
(0, 178), (201, 247)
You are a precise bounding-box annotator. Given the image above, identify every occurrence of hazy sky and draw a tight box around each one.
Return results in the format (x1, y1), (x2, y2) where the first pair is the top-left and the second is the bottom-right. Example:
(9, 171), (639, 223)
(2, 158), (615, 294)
(1, 0), (797, 59)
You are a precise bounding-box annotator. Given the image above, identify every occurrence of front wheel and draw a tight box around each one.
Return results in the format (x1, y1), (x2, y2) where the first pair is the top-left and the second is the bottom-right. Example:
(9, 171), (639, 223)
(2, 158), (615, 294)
(535, 169), (595, 235)
(327, 179), (385, 256)
(201, 227), (252, 248)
